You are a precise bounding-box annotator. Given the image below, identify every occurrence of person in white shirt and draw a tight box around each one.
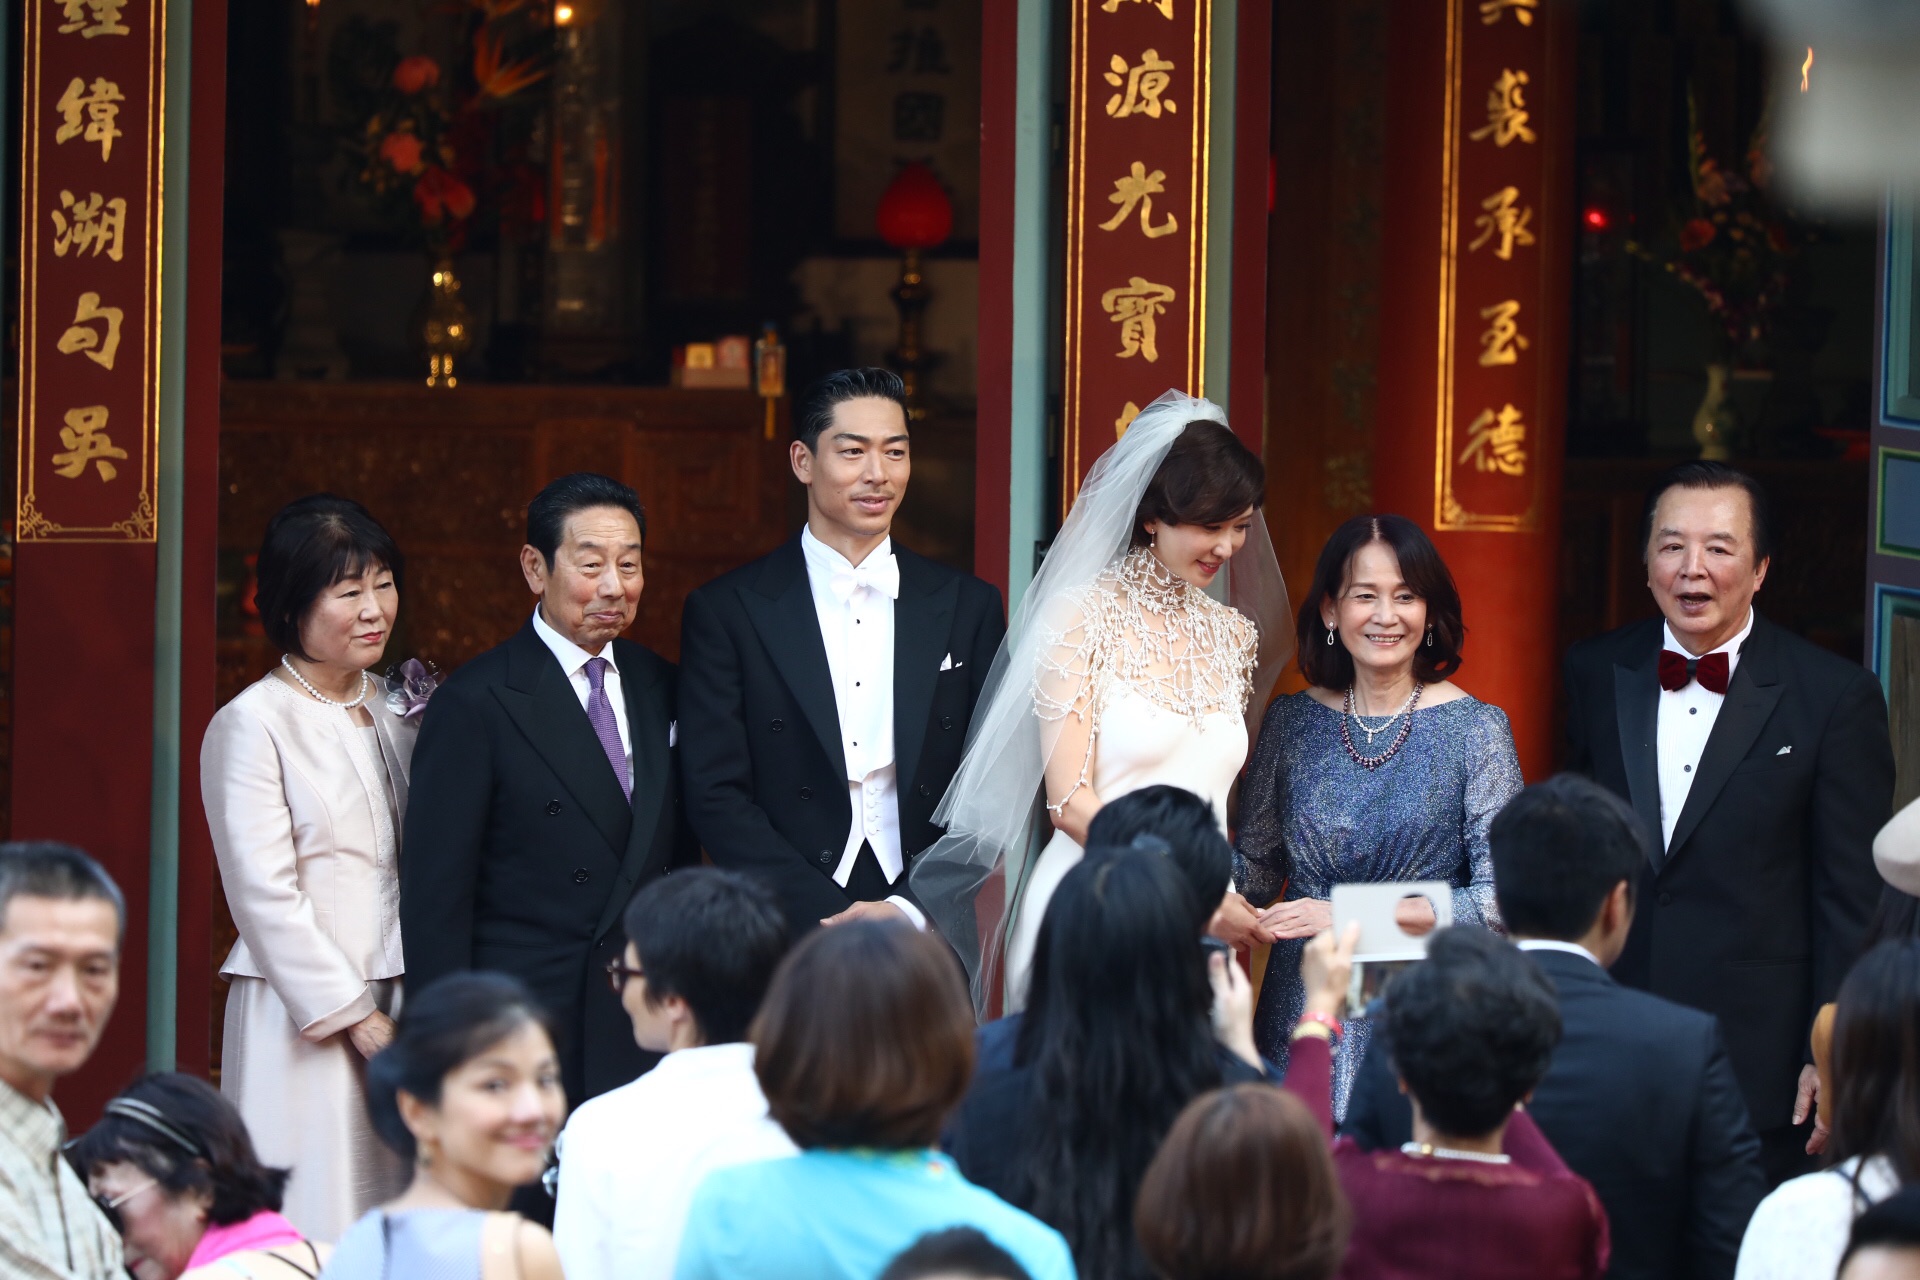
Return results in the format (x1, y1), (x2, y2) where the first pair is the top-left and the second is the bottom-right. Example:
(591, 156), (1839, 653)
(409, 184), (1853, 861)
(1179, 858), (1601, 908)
(553, 868), (796, 1280)
(678, 368), (1006, 938)
(0, 842), (125, 1280)
(1562, 460), (1893, 1186)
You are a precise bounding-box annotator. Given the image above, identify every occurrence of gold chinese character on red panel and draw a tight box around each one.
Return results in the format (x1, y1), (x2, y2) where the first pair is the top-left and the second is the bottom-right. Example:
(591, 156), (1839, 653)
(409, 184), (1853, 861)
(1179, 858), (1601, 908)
(1100, 276), (1177, 361)
(50, 189), (127, 260)
(51, 405), (126, 481)
(1098, 161), (1178, 239)
(56, 0), (131, 38)
(54, 76), (124, 161)
(1101, 0), (1173, 18)
(1478, 0), (1536, 25)
(1459, 404), (1528, 476)
(1477, 300), (1529, 367)
(1468, 70), (1536, 148)
(56, 292), (123, 370)
(1104, 50), (1178, 119)
(1468, 186), (1535, 260)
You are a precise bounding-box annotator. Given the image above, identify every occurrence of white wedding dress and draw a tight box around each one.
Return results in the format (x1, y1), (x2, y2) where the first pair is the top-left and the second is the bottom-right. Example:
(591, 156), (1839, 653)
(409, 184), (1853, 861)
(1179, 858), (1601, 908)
(1001, 548), (1257, 1008)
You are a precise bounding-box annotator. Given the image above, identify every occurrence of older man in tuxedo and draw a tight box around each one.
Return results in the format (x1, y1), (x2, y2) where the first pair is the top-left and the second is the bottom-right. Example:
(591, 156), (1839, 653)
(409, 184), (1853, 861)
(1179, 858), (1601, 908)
(1562, 460), (1893, 1184)
(679, 368), (1005, 936)
(402, 473), (694, 1112)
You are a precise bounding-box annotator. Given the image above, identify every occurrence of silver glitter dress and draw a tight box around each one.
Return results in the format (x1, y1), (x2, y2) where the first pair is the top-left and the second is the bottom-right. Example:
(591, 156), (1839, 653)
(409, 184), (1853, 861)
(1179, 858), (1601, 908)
(1233, 691), (1523, 1118)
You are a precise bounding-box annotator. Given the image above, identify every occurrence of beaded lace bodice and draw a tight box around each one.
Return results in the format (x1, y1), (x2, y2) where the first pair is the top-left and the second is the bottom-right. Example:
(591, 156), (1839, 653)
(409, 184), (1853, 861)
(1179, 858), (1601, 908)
(1032, 549), (1257, 808)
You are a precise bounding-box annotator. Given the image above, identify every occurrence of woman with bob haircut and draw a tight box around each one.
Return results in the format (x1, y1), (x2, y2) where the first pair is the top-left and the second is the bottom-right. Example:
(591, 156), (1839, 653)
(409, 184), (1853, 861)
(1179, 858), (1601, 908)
(200, 493), (416, 1238)
(71, 1073), (327, 1279)
(1235, 513), (1520, 1111)
(327, 971), (565, 1278)
(1134, 1084), (1349, 1280)
(914, 391), (1295, 1013)
(1736, 938), (1920, 1280)
(673, 921), (1076, 1280)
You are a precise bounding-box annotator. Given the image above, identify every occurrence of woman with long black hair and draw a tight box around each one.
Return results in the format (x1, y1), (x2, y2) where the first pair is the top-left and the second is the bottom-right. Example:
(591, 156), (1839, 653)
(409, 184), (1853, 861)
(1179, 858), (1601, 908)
(1737, 938), (1920, 1279)
(945, 845), (1287, 1280)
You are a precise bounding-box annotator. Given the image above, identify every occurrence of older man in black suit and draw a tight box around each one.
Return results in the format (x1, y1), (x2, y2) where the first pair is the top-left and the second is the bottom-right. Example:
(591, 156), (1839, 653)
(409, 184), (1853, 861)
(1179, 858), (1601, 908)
(402, 473), (695, 1112)
(1561, 460), (1893, 1185)
(679, 368), (1004, 937)
(1344, 774), (1765, 1280)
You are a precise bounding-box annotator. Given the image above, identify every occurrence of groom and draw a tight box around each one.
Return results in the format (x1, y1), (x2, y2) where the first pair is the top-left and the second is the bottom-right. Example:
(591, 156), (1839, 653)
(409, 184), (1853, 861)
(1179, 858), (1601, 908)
(679, 368), (1005, 935)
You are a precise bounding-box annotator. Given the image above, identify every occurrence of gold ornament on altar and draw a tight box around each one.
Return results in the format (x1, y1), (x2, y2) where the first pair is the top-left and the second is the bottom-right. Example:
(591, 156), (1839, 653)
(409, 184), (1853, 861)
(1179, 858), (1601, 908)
(422, 259), (473, 390)
(876, 163), (956, 420)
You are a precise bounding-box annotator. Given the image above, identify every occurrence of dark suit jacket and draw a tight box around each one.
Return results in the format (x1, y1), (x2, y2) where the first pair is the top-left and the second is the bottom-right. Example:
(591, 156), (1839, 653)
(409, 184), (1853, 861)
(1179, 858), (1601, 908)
(1563, 612), (1893, 1131)
(678, 537), (1005, 935)
(400, 622), (696, 1104)
(1344, 947), (1765, 1280)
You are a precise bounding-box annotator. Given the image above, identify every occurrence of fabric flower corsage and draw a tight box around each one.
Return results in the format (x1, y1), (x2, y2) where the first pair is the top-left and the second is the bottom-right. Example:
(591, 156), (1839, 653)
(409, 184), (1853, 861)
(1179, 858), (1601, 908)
(385, 658), (440, 720)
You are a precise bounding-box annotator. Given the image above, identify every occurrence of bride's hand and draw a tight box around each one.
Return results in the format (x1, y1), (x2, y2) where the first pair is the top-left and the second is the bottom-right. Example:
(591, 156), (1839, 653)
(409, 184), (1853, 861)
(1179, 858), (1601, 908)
(1258, 898), (1332, 940)
(1207, 891), (1275, 950)
(1207, 949), (1262, 1069)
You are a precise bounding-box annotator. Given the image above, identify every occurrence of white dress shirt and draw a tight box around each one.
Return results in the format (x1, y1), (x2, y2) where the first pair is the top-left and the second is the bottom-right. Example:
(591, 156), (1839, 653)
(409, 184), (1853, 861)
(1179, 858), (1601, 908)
(532, 606), (631, 778)
(799, 527), (925, 928)
(1655, 610), (1753, 850)
(1515, 938), (1602, 968)
(553, 1042), (797, 1280)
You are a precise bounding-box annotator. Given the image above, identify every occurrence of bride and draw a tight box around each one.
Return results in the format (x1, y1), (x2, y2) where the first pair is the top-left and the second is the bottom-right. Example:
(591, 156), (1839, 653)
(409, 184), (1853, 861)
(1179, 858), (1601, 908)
(912, 391), (1292, 1011)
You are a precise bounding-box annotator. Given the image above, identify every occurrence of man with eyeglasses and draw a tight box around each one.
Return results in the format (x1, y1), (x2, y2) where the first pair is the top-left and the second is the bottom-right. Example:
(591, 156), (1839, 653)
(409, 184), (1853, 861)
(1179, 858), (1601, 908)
(0, 841), (125, 1279)
(553, 868), (795, 1280)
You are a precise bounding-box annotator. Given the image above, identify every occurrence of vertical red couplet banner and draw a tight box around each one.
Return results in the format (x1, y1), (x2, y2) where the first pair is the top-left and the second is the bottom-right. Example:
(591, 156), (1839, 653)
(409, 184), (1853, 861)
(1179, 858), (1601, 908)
(17, 0), (166, 543)
(1061, 0), (1211, 512)
(1376, 0), (1574, 779)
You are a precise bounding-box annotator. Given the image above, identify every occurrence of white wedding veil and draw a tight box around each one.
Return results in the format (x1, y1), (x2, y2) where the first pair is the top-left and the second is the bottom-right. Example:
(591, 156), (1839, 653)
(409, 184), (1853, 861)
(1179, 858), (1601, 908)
(909, 390), (1294, 1012)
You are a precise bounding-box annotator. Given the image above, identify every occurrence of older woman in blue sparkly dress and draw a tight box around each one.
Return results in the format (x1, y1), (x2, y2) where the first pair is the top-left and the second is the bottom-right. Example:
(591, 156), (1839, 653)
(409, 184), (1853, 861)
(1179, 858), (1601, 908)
(1234, 514), (1522, 1117)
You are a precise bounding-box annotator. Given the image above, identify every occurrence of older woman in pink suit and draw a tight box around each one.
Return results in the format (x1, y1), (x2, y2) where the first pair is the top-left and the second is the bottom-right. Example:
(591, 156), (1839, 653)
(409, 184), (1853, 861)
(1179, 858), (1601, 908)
(200, 494), (418, 1241)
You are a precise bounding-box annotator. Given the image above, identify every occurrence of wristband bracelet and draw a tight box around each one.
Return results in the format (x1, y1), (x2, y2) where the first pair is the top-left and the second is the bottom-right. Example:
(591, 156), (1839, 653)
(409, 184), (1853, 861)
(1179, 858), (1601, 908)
(1293, 1010), (1342, 1042)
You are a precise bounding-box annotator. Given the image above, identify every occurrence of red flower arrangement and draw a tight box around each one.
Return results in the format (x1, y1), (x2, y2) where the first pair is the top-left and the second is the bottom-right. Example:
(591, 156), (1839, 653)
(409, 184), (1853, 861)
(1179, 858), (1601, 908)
(347, 3), (549, 254)
(1628, 92), (1813, 359)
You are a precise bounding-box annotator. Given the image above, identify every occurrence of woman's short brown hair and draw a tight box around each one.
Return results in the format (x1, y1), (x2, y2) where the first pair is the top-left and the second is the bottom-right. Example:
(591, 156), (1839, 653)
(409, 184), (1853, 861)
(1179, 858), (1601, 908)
(1130, 421), (1266, 547)
(752, 921), (975, 1150)
(1135, 1085), (1348, 1280)
(1294, 514), (1465, 688)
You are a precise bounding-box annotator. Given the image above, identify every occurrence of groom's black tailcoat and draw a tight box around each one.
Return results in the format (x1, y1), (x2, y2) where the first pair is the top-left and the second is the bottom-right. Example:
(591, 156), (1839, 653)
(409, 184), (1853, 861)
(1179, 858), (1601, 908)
(678, 537), (1005, 935)
(401, 622), (697, 1105)
(1562, 611), (1892, 1148)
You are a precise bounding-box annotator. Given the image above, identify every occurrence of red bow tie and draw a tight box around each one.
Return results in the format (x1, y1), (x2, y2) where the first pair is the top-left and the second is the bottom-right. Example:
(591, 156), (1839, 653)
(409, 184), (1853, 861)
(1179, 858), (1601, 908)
(1658, 649), (1730, 695)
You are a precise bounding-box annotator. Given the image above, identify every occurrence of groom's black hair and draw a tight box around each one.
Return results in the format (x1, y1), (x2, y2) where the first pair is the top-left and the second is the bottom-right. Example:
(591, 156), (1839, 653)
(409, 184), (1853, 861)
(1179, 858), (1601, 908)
(793, 367), (908, 451)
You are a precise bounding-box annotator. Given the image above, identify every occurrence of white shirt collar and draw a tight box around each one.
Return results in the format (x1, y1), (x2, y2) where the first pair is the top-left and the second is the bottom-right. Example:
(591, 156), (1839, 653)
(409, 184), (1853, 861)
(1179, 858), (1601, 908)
(1515, 938), (1602, 968)
(1660, 608), (1754, 669)
(800, 524), (892, 577)
(531, 605), (618, 678)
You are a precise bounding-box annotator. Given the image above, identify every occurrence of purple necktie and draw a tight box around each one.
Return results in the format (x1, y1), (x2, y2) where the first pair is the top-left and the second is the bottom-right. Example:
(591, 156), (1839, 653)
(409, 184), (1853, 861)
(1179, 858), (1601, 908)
(584, 657), (631, 802)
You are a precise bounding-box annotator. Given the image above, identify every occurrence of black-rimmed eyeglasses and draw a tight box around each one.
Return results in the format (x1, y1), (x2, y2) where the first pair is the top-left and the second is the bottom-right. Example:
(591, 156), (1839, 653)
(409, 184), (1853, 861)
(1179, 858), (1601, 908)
(605, 955), (644, 995)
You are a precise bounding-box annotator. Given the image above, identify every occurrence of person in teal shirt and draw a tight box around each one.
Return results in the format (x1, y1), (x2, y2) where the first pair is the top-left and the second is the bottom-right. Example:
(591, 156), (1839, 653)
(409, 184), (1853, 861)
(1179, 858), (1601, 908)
(672, 922), (1074, 1280)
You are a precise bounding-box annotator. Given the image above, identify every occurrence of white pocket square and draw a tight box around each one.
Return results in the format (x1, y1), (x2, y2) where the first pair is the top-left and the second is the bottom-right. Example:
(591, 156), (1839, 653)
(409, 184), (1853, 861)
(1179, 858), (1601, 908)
(939, 653), (962, 671)
(669, 720), (678, 748)
(1776, 745), (1791, 756)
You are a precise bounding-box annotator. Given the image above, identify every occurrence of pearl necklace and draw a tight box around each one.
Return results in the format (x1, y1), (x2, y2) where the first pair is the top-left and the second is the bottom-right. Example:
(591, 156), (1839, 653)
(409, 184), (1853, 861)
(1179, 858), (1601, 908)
(281, 655), (372, 709)
(1339, 682), (1423, 770)
(1347, 682), (1421, 744)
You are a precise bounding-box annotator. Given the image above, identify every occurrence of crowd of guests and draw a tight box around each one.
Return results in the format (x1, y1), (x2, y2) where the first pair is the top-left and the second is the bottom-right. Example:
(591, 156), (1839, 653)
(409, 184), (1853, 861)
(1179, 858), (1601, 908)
(7, 768), (1920, 1279)
(2, 367), (1917, 1279)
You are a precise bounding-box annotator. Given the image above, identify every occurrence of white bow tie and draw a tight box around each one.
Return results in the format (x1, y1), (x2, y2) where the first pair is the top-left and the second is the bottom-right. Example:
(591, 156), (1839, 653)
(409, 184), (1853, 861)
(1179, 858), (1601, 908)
(829, 553), (900, 603)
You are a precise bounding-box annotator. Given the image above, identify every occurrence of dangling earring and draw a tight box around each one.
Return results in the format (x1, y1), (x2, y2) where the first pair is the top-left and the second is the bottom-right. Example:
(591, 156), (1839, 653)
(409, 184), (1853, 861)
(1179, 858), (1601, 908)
(1425, 626), (1434, 648)
(1325, 627), (1336, 647)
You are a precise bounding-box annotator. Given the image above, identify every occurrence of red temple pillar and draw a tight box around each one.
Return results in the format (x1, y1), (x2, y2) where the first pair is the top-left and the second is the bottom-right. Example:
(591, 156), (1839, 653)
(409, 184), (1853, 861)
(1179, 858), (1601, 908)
(1372, 0), (1576, 779)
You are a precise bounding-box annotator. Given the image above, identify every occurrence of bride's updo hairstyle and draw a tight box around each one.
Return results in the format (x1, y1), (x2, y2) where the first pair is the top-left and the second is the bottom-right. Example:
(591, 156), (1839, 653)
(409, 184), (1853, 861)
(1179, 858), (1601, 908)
(1129, 421), (1266, 547)
(1295, 513), (1465, 688)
